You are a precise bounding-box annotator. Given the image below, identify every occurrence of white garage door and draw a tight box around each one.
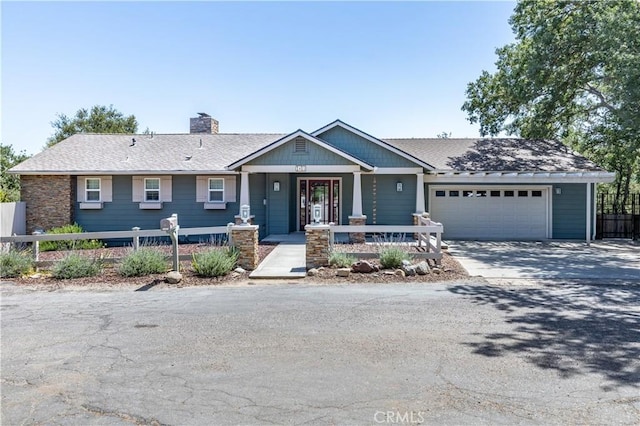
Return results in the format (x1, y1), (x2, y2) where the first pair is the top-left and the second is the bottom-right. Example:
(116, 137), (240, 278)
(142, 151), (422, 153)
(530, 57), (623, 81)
(430, 187), (550, 240)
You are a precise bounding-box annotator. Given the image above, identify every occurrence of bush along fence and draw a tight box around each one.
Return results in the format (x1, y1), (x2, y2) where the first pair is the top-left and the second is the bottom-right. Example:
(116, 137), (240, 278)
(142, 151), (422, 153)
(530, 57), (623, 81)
(0, 214), (260, 272)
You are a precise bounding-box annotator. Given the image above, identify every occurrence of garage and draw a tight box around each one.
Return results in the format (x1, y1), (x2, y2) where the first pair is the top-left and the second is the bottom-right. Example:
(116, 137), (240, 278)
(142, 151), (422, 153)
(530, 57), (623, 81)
(429, 186), (551, 240)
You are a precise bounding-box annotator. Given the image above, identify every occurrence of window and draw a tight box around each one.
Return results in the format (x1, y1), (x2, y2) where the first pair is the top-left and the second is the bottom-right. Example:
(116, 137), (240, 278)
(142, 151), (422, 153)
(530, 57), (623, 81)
(518, 190), (528, 197)
(85, 178), (101, 202)
(208, 178), (224, 202)
(144, 178), (160, 202)
(449, 190), (459, 197)
(490, 190), (501, 197)
(532, 190), (543, 197)
(504, 190), (514, 197)
(476, 190), (487, 197)
(435, 190), (446, 197)
(463, 190), (473, 197)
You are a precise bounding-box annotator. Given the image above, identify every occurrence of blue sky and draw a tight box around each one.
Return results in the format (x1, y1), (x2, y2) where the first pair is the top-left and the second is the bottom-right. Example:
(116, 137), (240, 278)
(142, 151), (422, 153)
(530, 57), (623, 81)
(2, 1), (516, 155)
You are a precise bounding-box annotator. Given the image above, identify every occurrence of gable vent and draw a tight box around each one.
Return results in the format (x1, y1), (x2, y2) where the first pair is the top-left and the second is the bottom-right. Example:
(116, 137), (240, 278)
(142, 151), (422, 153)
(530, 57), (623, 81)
(294, 137), (307, 153)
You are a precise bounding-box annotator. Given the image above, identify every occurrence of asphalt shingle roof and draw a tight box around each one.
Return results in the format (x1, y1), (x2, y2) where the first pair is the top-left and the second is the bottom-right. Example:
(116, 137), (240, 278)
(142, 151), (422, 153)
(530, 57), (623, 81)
(11, 133), (603, 174)
(10, 133), (286, 173)
(383, 138), (603, 172)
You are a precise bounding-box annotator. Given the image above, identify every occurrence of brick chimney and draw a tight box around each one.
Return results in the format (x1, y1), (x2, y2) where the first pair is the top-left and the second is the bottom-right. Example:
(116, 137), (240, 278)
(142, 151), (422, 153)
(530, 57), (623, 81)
(190, 113), (219, 134)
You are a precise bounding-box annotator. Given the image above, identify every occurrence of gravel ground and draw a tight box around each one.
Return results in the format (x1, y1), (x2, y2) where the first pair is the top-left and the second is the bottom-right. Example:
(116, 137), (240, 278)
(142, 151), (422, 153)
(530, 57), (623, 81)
(5, 243), (468, 290)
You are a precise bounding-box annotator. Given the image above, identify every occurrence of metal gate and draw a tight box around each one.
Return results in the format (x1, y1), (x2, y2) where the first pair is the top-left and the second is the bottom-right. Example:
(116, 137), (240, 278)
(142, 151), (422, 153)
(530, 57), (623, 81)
(596, 193), (640, 239)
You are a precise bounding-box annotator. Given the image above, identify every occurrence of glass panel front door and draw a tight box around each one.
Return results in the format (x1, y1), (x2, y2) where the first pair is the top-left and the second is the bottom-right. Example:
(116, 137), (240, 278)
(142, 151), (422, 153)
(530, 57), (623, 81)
(299, 178), (340, 229)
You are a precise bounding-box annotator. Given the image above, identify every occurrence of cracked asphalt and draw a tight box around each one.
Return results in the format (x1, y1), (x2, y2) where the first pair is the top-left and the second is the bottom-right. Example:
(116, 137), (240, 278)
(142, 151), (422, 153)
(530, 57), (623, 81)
(1, 280), (639, 425)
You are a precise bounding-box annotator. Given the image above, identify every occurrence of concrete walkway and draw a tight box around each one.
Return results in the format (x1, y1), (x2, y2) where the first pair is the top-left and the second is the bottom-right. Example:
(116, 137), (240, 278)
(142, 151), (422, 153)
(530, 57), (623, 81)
(249, 233), (307, 279)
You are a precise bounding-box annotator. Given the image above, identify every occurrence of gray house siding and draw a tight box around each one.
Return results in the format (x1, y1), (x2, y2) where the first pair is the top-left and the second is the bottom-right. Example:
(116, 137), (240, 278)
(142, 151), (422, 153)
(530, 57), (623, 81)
(316, 127), (418, 168)
(248, 139), (354, 166)
(361, 174), (415, 225)
(266, 173), (290, 235)
(249, 173), (267, 240)
(552, 183), (590, 239)
(75, 175), (240, 240)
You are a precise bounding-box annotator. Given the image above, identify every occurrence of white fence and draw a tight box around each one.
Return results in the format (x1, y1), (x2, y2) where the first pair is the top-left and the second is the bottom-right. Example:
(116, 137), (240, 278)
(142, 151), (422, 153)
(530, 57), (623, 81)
(329, 219), (444, 263)
(0, 225), (232, 261)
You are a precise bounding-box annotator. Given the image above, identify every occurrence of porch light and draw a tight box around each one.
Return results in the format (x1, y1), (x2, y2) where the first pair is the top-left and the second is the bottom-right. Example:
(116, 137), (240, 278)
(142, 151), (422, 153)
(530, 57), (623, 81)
(313, 204), (322, 224)
(240, 204), (251, 224)
(396, 182), (403, 192)
(555, 187), (562, 195)
(273, 181), (280, 192)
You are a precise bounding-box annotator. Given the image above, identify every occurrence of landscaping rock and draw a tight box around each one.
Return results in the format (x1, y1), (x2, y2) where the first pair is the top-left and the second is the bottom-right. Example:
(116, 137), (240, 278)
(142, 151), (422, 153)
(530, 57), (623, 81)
(165, 271), (182, 284)
(234, 267), (246, 274)
(337, 268), (351, 277)
(415, 261), (430, 275)
(307, 268), (319, 277)
(432, 268), (442, 274)
(401, 259), (412, 267)
(402, 264), (417, 276)
(394, 269), (406, 278)
(351, 260), (376, 273)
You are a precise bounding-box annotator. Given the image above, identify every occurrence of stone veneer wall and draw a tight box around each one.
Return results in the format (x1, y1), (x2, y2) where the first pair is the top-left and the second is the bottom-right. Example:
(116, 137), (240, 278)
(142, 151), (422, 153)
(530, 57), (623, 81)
(231, 225), (259, 270)
(348, 216), (367, 244)
(305, 224), (330, 269)
(21, 175), (74, 233)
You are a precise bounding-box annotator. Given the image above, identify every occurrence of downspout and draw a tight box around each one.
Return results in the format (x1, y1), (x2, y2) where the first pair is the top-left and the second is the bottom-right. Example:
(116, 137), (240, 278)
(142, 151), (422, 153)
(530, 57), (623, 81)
(586, 182), (591, 246)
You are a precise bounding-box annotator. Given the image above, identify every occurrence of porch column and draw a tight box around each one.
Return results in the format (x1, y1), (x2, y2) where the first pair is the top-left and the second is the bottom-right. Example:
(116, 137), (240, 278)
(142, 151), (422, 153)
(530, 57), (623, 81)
(349, 171), (366, 243)
(236, 171), (253, 225)
(586, 182), (591, 245)
(415, 173), (425, 214)
(351, 171), (363, 217)
(239, 171), (250, 211)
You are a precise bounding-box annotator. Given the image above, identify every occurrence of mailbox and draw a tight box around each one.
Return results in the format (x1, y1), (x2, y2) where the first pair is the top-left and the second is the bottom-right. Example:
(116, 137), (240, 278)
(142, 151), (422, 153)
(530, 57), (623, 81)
(161, 214), (178, 231)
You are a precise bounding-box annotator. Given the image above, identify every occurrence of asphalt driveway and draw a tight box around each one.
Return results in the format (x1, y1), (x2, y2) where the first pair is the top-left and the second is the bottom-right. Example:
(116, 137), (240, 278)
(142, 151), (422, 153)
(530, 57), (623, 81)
(2, 281), (639, 425)
(448, 240), (640, 280)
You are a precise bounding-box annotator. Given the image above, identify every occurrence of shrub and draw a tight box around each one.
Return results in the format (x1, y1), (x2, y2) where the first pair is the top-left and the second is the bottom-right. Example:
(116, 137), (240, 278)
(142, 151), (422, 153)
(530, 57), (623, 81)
(0, 250), (34, 278)
(52, 254), (102, 279)
(379, 247), (411, 269)
(329, 252), (357, 268)
(40, 223), (104, 252)
(119, 247), (168, 277)
(191, 248), (238, 277)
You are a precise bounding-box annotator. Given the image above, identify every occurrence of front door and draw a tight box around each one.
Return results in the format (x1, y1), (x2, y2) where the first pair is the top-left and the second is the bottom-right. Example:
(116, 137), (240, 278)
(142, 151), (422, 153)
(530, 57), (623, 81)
(299, 178), (341, 230)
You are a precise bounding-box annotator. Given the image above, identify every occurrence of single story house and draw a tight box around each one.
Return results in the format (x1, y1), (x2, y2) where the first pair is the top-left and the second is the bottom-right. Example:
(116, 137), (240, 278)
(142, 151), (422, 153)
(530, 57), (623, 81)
(10, 114), (614, 241)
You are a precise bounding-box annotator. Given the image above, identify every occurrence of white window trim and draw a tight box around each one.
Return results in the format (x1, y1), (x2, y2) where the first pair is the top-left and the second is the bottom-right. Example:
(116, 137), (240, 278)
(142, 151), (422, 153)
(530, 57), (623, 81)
(208, 178), (225, 203)
(144, 178), (161, 203)
(85, 178), (101, 202)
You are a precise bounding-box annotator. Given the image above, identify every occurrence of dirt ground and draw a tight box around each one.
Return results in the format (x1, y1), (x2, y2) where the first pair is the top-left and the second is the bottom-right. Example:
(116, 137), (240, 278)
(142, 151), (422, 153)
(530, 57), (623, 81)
(5, 244), (468, 291)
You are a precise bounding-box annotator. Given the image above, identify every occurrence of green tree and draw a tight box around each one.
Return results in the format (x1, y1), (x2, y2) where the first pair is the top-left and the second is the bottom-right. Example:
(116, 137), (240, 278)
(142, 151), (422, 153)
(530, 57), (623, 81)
(462, 0), (640, 206)
(47, 104), (138, 147)
(0, 144), (30, 202)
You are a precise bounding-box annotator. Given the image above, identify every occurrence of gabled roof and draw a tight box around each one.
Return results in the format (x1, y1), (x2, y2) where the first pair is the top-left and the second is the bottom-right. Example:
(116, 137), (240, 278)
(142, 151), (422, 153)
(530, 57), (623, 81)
(312, 119), (436, 170)
(10, 133), (285, 174)
(384, 137), (604, 172)
(226, 129), (374, 171)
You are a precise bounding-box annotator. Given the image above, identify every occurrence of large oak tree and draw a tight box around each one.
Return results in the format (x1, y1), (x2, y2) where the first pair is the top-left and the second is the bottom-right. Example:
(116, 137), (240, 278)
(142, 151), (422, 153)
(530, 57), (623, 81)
(462, 0), (640, 206)
(47, 104), (139, 147)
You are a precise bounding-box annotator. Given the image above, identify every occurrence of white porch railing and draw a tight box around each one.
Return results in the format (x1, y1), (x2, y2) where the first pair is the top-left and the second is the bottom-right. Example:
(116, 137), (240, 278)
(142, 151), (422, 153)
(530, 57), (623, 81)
(329, 220), (444, 263)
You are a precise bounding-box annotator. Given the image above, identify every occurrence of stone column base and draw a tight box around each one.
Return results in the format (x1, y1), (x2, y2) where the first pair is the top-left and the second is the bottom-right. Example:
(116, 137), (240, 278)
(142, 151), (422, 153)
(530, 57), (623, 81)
(305, 224), (330, 269)
(348, 215), (367, 244)
(230, 224), (259, 270)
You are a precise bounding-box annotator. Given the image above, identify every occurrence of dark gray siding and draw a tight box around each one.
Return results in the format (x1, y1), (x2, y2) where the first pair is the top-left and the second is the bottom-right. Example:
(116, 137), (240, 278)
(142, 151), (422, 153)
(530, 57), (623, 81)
(249, 173), (267, 240)
(317, 127), (419, 167)
(552, 183), (588, 239)
(75, 175), (240, 241)
(362, 174), (416, 225)
(248, 139), (353, 166)
(266, 173), (290, 235)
